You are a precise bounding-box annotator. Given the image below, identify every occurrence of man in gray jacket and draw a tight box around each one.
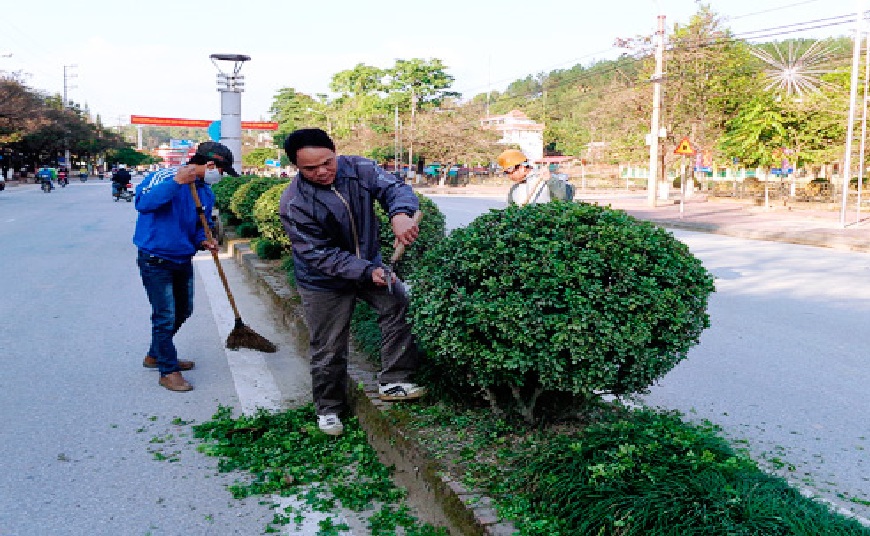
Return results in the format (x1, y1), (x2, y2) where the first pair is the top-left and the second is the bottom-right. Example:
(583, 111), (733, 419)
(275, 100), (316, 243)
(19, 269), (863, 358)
(279, 128), (425, 436)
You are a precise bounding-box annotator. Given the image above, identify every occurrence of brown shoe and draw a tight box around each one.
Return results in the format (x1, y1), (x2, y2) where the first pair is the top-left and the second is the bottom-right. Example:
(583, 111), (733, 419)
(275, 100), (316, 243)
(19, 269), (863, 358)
(143, 355), (195, 371)
(158, 372), (193, 392)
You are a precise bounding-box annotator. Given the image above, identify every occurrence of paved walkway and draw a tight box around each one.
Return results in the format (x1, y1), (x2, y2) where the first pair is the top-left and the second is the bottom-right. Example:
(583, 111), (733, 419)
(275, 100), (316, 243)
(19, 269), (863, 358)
(414, 185), (870, 253)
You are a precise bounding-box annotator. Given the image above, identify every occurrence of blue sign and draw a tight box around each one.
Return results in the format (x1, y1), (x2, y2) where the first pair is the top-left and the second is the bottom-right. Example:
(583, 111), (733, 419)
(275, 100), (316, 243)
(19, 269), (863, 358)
(208, 121), (221, 142)
(694, 166), (712, 173)
(265, 159), (281, 167)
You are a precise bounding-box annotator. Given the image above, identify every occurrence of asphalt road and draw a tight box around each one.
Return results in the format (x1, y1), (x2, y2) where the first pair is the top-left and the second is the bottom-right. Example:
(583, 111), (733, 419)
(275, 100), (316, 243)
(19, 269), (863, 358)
(429, 195), (870, 523)
(0, 180), (363, 536)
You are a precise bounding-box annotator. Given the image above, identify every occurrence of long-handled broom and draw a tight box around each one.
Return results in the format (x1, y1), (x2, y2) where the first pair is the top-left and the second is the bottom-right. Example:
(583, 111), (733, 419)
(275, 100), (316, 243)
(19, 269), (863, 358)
(188, 183), (277, 353)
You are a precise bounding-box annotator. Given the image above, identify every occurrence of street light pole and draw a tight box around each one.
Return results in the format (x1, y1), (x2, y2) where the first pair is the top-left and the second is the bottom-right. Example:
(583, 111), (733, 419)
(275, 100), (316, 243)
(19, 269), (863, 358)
(840, 5), (865, 227)
(63, 64), (77, 172)
(210, 54), (250, 170)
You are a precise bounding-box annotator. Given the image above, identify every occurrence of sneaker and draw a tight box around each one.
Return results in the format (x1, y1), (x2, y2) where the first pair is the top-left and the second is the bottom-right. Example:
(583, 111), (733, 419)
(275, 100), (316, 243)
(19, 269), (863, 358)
(143, 355), (195, 371)
(317, 414), (344, 436)
(378, 383), (426, 401)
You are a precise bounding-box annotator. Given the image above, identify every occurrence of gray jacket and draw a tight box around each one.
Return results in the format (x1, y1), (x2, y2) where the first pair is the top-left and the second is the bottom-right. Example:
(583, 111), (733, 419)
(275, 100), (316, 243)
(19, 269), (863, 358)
(279, 155), (418, 291)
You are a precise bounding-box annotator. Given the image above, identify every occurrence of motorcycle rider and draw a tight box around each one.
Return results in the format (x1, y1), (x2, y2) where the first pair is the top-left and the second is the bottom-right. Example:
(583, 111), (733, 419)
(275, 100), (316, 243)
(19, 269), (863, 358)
(36, 166), (55, 191)
(112, 164), (132, 198)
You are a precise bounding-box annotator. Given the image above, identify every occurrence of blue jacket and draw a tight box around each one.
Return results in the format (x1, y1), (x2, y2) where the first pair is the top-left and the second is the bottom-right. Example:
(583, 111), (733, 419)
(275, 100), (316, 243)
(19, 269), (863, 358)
(133, 167), (215, 263)
(279, 155), (418, 291)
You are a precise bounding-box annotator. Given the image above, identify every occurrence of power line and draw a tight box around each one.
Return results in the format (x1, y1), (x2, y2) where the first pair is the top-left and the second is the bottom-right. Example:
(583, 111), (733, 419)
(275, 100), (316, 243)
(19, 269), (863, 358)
(459, 11), (858, 111)
(728, 0), (828, 21)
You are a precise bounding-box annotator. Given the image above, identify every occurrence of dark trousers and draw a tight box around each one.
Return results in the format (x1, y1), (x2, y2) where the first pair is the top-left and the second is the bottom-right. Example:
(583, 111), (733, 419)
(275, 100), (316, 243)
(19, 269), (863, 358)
(297, 285), (419, 416)
(137, 250), (194, 375)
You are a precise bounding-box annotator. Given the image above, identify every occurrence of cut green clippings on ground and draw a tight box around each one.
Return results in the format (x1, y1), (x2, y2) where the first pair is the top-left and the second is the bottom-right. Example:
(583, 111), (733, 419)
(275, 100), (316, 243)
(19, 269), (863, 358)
(192, 404), (448, 535)
(396, 401), (870, 536)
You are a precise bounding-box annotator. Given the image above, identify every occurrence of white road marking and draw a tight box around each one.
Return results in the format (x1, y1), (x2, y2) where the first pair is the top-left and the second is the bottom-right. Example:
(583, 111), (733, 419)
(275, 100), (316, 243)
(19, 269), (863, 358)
(195, 253), (284, 414)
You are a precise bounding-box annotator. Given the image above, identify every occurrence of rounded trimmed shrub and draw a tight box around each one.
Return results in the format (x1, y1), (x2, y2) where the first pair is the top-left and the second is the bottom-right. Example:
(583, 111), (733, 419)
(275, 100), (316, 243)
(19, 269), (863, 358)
(253, 182), (291, 250)
(211, 175), (251, 215)
(349, 194), (447, 365)
(252, 237), (285, 260)
(230, 177), (286, 224)
(375, 194), (446, 279)
(409, 201), (715, 421)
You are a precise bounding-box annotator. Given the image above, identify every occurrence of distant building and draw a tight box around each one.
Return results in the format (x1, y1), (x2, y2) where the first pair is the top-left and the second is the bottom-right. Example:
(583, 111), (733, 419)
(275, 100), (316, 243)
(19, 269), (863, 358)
(154, 143), (196, 168)
(480, 110), (544, 162)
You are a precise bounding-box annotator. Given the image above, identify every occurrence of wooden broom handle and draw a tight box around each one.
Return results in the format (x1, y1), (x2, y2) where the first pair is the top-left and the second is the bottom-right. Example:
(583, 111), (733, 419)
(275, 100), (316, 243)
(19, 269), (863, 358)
(188, 183), (242, 319)
(390, 211), (423, 264)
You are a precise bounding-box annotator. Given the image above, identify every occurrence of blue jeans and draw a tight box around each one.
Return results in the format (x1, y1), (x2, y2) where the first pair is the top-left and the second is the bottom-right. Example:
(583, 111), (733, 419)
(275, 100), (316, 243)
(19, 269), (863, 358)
(137, 250), (194, 375)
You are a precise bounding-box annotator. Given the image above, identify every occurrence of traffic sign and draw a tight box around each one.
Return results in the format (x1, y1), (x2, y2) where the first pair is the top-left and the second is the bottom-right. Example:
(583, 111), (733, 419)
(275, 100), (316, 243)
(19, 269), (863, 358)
(674, 137), (696, 156)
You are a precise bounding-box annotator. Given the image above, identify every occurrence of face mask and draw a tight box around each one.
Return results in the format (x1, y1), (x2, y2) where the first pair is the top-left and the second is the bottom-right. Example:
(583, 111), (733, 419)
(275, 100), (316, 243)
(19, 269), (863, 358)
(203, 168), (222, 185)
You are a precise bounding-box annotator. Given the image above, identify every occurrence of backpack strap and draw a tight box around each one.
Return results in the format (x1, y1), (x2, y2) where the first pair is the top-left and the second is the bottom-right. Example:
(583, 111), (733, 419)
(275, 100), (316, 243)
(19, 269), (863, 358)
(522, 175), (547, 205)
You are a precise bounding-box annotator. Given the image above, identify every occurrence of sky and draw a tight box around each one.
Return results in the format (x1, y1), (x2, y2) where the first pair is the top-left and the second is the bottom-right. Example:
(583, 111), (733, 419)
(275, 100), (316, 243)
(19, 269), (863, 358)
(0, 0), (860, 127)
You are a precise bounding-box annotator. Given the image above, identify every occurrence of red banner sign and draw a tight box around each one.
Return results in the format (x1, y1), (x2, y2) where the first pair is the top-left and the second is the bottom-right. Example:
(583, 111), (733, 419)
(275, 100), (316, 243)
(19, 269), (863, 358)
(130, 115), (278, 131)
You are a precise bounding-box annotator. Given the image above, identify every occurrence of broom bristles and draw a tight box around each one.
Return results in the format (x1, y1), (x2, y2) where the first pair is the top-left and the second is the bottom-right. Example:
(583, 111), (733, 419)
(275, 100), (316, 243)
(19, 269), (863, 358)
(226, 318), (277, 353)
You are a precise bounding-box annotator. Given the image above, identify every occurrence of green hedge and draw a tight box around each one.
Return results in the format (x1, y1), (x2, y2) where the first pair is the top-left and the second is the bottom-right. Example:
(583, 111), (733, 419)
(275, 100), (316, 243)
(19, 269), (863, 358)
(230, 177), (286, 224)
(375, 194), (446, 280)
(211, 175), (252, 217)
(253, 182), (291, 250)
(409, 201), (715, 422)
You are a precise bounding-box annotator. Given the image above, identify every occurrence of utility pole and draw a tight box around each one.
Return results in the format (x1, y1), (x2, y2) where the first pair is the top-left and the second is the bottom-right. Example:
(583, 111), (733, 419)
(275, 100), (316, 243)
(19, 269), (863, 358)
(63, 65), (77, 172)
(63, 64), (77, 108)
(857, 25), (870, 222)
(408, 89), (417, 183)
(394, 105), (399, 176)
(840, 2), (865, 227)
(647, 14), (665, 207)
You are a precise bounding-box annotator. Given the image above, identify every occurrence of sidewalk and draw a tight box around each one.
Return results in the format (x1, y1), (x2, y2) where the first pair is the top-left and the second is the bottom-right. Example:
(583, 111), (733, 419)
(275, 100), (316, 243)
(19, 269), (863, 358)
(414, 185), (870, 253)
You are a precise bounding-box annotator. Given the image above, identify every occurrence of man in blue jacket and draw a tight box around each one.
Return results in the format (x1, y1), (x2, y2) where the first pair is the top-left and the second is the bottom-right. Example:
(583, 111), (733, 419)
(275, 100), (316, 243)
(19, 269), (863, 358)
(133, 142), (239, 392)
(279, 128), (424, 436)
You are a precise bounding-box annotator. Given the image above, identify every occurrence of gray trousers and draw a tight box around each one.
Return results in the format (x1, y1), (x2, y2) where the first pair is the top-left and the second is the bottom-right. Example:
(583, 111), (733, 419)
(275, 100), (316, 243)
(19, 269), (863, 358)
(297, 284), (419, 416)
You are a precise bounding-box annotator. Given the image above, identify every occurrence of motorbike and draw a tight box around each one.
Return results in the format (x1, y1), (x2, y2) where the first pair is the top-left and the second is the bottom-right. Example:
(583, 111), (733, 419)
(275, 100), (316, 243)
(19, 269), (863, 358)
(41, 179), (52, 193)
(58, 174), (69, 188)
(113, 182), (133, 202)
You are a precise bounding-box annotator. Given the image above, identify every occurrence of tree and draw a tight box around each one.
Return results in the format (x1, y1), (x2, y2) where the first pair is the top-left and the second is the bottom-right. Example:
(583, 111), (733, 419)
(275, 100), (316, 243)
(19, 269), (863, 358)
(384, 58), (460, 112)
(107, 147), (160, 167)
(412, 105), (502, 175)
(663, 4), (759, 165)
(243, 147), (279, 170)
(0, 75), (43, 144)
(270, 87), (321, 143)
(330, 63), (385, 97)
(718, 94), (786, 168)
